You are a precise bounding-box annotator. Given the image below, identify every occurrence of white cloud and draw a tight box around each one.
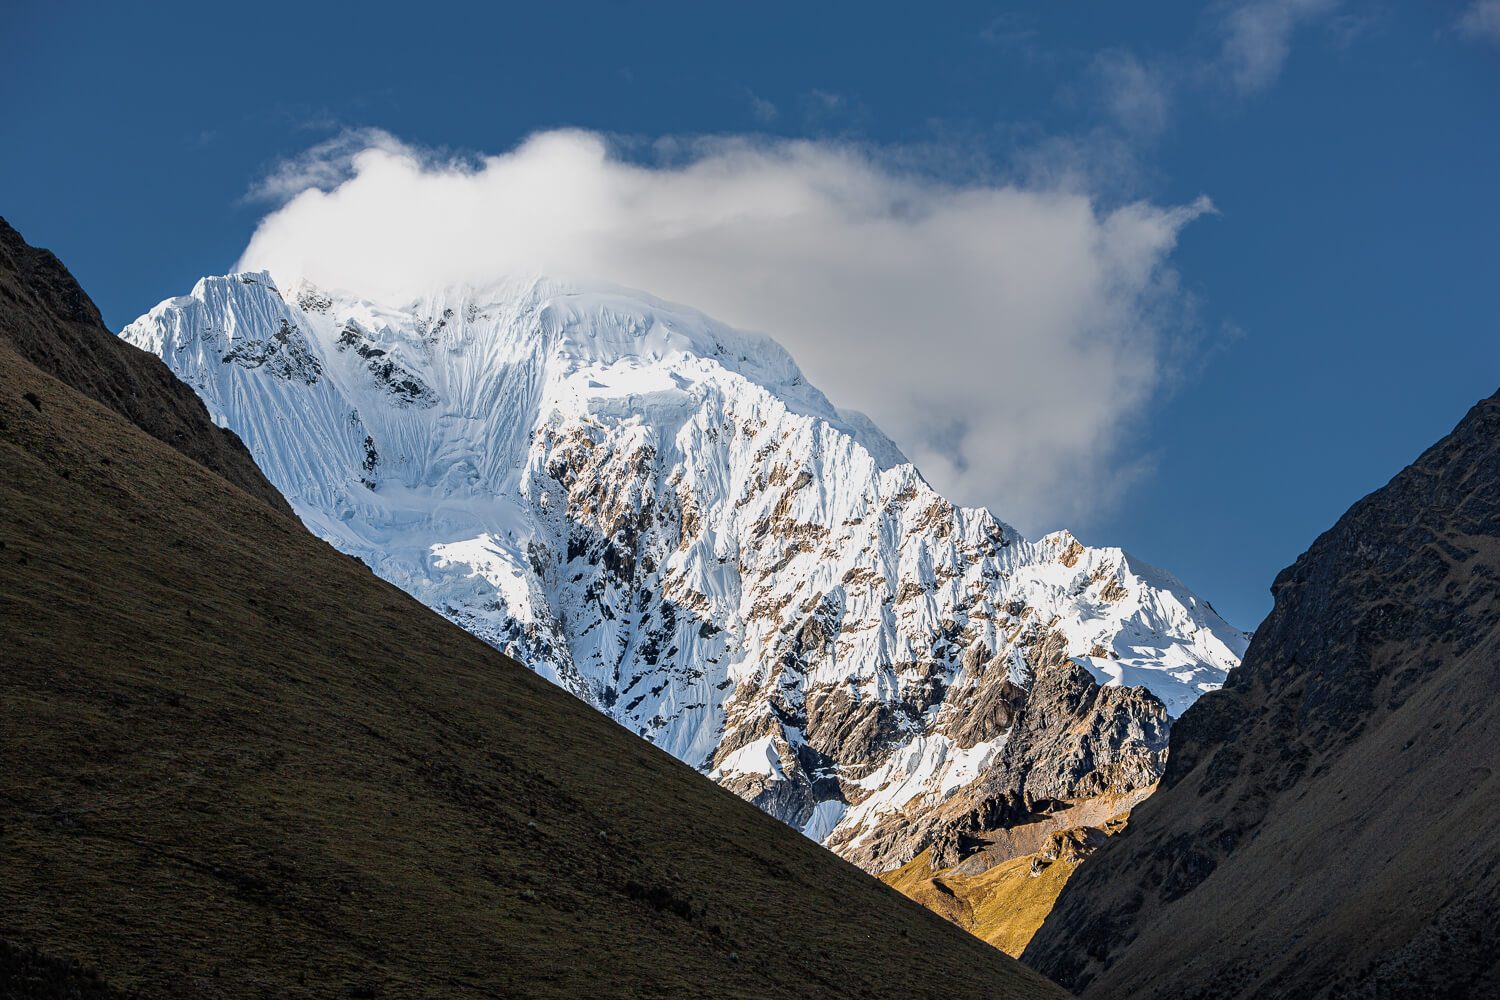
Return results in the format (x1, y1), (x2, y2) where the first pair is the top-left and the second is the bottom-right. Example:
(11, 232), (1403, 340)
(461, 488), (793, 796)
(744, 91), (779, 123)
(1092, 50), (1173, 139)
(245, 127), (415, 203)
(238, 129), (1210, 532)
(1055, 0), (1341, 171)
(1216, 0), (1340, 94)
(1457, 0), (1500, 44)
(804, 89), (846, 114)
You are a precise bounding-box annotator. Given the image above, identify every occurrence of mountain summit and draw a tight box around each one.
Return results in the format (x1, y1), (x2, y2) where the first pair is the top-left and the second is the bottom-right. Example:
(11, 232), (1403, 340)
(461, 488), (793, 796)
(122, 271), (1247, 875)
(1, 220), (1067, 997)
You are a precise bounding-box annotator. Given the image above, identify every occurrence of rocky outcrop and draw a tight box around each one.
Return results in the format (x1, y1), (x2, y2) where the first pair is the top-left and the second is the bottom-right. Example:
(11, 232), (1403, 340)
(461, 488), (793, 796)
(829, 655), (1171, 872)
(222, 316), (324, 384)
(1024, 390), (1500, 999)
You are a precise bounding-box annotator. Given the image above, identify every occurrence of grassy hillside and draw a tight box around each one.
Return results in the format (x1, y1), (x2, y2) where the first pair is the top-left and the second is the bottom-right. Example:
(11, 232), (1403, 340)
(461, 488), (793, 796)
(882, 848), (1075, 958)
(0, 218), (290, 517)
(0, 228), (1063, 999)
(881, 796), (1139, 958)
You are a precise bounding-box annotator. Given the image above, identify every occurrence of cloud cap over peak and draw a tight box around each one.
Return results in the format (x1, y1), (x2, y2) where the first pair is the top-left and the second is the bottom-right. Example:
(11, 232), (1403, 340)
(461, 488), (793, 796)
(239, 129), (1209, 532)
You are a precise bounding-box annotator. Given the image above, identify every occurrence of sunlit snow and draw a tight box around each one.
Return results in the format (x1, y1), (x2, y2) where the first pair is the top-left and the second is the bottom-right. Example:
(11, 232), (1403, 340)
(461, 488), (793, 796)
(121, 272), (1249, 849)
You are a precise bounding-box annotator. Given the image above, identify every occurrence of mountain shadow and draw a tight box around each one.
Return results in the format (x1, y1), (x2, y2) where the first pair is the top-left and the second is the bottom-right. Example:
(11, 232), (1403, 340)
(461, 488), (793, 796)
(0, 219), (290, 516)
(1024, 390), (1500, 999)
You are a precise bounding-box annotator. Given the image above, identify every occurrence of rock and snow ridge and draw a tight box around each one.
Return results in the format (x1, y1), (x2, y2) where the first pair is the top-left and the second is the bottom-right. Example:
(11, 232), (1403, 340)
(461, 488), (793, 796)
(121, 272), (1248, 871)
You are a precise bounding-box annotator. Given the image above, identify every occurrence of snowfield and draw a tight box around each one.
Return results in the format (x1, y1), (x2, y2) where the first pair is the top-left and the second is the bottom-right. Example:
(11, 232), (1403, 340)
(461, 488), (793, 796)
(122, 272), (1248, 863)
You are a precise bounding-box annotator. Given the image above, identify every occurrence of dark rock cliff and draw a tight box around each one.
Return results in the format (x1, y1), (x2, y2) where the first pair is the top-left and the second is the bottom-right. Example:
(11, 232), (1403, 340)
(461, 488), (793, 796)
(1024, 390), (1500, 998)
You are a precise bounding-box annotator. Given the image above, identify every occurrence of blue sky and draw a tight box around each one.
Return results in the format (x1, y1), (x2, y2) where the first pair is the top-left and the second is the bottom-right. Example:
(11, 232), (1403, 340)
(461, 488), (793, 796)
(3, 1), (1496, 629)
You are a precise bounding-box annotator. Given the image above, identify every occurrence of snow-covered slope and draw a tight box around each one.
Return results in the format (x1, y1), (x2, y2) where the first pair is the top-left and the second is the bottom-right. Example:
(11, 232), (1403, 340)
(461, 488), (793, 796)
(122, 273), (1247, 870)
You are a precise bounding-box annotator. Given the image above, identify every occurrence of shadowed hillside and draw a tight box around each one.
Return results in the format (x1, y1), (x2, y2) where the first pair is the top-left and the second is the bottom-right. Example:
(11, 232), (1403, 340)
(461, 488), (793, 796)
(0, 221), (1063, 999)
(0, 219), (290, 516)
(1024, 390), (1500, 999)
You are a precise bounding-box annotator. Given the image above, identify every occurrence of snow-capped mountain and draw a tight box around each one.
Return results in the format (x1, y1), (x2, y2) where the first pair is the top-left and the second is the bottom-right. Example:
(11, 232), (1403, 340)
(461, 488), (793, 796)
(121, 272), (1247, 871)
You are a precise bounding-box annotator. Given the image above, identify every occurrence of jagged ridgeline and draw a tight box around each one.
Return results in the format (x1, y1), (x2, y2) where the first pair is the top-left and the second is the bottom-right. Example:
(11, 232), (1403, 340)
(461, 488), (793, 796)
(0, 218), (1066, 997)
(122, 271), (1247, 880)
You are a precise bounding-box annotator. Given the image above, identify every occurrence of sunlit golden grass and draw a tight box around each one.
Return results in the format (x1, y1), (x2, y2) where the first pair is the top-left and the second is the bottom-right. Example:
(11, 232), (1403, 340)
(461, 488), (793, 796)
(882, 846), (1080, 957)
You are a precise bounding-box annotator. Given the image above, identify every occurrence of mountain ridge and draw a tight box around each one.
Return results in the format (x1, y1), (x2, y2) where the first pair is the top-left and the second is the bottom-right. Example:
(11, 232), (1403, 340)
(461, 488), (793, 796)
(0, 219), (1064, 998)
(1024, 388), (1500, 998)
(0, 220), (290, 516)
(121, 269), (1247, 874)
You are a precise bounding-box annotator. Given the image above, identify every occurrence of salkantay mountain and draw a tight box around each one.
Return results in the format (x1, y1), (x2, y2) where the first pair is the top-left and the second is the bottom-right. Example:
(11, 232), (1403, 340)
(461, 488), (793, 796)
(122, 272), (1247, 876)
(1, 216), (1063, 1000)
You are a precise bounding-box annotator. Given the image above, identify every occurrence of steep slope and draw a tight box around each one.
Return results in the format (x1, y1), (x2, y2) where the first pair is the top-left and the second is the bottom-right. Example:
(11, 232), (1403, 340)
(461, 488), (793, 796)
(881, 790), (1147, 957)
(121, 272), (1247, 873)
(1024, 390), (1500, 999)
(0, 224), (1065, 998)
(0, 219), (289, 516)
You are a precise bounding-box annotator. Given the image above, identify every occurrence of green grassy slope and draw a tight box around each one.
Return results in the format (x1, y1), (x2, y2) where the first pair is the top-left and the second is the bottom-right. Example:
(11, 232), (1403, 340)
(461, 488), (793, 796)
(0, 231), (1065, 999)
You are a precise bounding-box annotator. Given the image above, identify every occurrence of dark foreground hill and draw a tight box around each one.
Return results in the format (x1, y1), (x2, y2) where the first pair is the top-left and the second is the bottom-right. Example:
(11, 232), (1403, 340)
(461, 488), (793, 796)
(0, 219), (290, 517)
(1024, 391), (1500, 999)
(0, 220), (1063, 999)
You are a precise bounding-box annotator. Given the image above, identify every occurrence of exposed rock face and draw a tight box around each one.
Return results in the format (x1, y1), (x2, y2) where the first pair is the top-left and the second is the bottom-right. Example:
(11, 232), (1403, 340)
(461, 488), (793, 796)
(832, 659), (1172, 871)
(0, 219), (291, 516)
(222, 315), (324, 384)
(1024, 390), (1500, 999)
(121, 273), (1246, 870)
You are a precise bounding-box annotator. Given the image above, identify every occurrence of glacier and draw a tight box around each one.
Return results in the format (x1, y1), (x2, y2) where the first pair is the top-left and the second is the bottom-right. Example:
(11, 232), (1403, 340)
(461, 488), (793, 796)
(121, 272), (1248, 870)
